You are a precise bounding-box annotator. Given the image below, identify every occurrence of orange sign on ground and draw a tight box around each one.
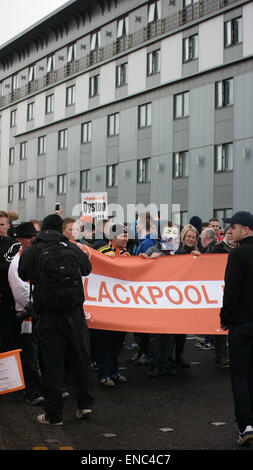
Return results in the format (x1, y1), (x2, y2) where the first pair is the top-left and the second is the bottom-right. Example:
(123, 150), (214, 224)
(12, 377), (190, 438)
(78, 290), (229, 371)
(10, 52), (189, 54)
(0, 349), (25, 395)
(83, 250), (228, 335)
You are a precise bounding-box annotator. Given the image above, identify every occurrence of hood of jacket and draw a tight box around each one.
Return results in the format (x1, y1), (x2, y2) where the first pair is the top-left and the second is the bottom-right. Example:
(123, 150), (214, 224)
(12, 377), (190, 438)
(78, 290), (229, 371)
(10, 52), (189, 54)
(32, 229), (69, 246)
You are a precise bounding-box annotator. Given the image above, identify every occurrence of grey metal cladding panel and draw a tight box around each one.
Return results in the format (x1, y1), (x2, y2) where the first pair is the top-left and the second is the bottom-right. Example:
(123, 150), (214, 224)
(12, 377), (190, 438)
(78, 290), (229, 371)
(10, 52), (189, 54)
(234, 72), (253, 140)
(150, 155), (172, 207)
(188, 146), (214, 221)
(46, 133), (58, 176)
(213, 172), (233, 207)
(119, 108), (138, 162)
(118, 160), (137, 208)
(189, 85), (214, 148)
(91, 117), (107, 168)
(67, 125), (81, 172)
(233, 139), (253, 212)
(27, 139), (37, 180)
(152, 97), (173, 156)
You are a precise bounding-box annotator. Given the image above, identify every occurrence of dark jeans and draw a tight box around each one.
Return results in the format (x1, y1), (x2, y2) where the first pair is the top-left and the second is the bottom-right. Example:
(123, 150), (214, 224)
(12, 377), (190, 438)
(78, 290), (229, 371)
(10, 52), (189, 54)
(20, 325), (42, 400)
(228, 322), (253, 432)
(39, 307), (93, 423)
(148, 334), (174, 373)
(94, 330), (125, 380)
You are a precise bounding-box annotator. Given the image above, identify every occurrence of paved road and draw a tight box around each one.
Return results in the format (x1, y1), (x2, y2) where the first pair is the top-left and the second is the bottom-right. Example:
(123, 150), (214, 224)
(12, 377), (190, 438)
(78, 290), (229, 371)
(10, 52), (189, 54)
(0, 335), (252, 460)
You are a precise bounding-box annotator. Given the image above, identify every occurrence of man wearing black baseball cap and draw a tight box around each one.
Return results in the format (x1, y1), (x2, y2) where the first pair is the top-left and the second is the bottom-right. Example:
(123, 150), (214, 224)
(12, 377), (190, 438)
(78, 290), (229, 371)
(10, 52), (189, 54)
(220, 210), (253, 445)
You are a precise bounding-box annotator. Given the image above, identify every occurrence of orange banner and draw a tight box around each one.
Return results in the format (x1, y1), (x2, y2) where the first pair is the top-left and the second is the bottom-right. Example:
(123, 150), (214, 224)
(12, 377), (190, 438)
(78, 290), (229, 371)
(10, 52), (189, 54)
(83, 250), (228, 335)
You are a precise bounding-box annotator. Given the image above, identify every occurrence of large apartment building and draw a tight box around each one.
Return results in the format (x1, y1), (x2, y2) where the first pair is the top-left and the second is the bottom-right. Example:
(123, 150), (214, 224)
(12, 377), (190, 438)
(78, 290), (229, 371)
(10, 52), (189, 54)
(0, 0), (252, 224)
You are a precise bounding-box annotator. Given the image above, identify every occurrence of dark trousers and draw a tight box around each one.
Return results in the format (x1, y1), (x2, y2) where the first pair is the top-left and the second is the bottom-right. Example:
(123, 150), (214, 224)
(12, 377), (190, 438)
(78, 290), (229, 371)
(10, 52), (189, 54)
(94, 329), (125, 380)
(20, 325), (42, 400)
(228, 322), (253, 432)
(39, 307), (93, 423)
(148, 334), (174, 372)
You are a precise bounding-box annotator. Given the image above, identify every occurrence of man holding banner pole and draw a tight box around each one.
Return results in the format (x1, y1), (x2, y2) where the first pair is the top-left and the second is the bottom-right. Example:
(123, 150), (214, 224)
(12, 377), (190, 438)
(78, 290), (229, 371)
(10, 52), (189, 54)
(220, 211), (253, 446)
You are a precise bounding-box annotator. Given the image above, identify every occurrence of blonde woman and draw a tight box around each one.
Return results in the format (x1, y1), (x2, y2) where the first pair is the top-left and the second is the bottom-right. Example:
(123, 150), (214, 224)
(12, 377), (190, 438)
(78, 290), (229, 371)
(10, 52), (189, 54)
(173, 224), (200, 368)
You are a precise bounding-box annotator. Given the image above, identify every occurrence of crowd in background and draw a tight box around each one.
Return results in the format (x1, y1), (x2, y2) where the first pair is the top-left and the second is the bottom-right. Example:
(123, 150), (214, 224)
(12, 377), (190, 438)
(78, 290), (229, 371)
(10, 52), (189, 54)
(0, 207), (233, 406)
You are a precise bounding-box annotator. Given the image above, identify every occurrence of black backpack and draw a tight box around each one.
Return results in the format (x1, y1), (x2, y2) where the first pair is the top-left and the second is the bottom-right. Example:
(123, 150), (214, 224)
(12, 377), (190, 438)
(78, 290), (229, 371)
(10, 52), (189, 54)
(39, 241), (84, 313)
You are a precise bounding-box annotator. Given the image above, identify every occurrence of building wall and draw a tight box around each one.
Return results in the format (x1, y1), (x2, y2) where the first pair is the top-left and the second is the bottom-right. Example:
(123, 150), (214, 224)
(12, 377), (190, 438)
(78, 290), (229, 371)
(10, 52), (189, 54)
(0, 0), (253, 225)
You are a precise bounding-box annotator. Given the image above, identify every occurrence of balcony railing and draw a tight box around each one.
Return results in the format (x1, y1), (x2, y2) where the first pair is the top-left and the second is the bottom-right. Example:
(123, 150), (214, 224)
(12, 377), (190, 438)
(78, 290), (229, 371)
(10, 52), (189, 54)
(0, 0), (240, 109)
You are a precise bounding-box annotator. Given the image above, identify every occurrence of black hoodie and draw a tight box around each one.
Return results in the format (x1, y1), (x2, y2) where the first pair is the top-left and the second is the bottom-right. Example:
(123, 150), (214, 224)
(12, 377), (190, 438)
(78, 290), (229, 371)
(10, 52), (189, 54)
(18, 229), (91, 314)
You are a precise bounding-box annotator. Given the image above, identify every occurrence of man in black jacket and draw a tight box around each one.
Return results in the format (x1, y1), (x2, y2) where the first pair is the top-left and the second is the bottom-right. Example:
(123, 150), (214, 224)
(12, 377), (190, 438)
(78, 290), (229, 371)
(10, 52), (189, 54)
(0, 210), (20, 352)
(220, 211), (253, 446)
(18, 214), (93, 425)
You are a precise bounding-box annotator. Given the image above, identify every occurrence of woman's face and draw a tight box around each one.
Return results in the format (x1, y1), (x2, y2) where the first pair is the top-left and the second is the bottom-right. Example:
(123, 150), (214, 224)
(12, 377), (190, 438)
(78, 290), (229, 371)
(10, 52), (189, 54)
(184, 230), (197, 247)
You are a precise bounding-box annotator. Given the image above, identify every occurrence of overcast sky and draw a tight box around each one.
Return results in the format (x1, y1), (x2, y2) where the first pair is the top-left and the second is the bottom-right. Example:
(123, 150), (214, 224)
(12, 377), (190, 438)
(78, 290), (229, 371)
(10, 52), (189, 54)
(0, 0), (69, 46)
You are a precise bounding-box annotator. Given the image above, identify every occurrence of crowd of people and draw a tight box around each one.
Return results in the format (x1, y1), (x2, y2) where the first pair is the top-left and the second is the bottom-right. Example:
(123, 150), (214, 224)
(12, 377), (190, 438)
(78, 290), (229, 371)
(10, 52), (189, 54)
(1, 206), (253, 444)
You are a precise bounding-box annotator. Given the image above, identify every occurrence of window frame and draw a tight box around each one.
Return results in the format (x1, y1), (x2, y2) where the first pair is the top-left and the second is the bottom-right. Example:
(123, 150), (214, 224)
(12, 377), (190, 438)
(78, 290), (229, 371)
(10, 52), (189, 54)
(214, 143), (233, 172)
(38, 136), (46, 156)
(58, 129), (68, 150)
(116, 63), (127, 87)
(19, 182), (27, 200)
(45, 94), (54, 114)
(224, 17), (243, 48)
(37, 178), (45, 198)
(10, 109), (17, 127)
(138, 103), (152, 128)
(66, 84), (76, 106)
(20, 141), (28, 161)
(8, 185), (13, 203)
(147, 49), (161, 76)
(89, 75), (99, 97)
(174, 91), (189, 119)
(106, 164), (118, 188)
(173, 151), (189, 178)
(183, 34), (199, 62)
(215, 78), (233, 108)
(80, 169), (91, 191)
(108, 113), (119, 137)
(137, 158), (151, 183)
(9, 147), (15, 166)
(27, 102), (34, 121)
(81, 122), (92, 144)
(57, 174), (67, 195)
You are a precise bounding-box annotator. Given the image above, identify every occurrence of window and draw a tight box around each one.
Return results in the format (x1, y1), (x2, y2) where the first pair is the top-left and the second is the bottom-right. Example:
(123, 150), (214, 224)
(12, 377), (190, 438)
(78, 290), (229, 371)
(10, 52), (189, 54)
(174, 91), (189, 119)
(106, 164), (118, 187)
(10, 109), (17, 127)
(57, 174), (67, 194)
(147, 49), (160, 76)
(90, 31), (101, 51)
(9, 147), (15, 165)
(28, 65), (35, 82)
(137, 158), (151, 183)
(27, 102), (34, 121)
(8, 185), (13, 203)
(67, 43), (76, 63)
(38, 136), (46, 156)
(37, 178), (45, 198)
(224, 17), (242, 47)
(215, 143), (233, 172)
(183, 34), (198, 62)
(108, 113), (119, 136)
(11, 74), (18, 91)
(80, 170), (91, 191)
(215, 78), (233, 108)
(116, 63), (127, 87)
(66, 85), (75, 106)
(58, 129), (68, 150)
(138, 103), (151, 128)
(214, 208), (233, 228)
(173, 151), (189, 178)
(45, 94), (54, 114)
(89, 75), (99, 97)
(117, 17), (129, 38)
(47, 55), (55, 73)
(81, 122), (92, 144)
(20, 141), (28, 161)
(19, 182), (26, 200)
(148, 0), (161, 23)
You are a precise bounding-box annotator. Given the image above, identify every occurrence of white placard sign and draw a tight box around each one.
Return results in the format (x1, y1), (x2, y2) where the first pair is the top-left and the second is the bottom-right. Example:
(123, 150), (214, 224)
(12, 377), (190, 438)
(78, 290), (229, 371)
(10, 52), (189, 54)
(82, 192), (108, 220)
